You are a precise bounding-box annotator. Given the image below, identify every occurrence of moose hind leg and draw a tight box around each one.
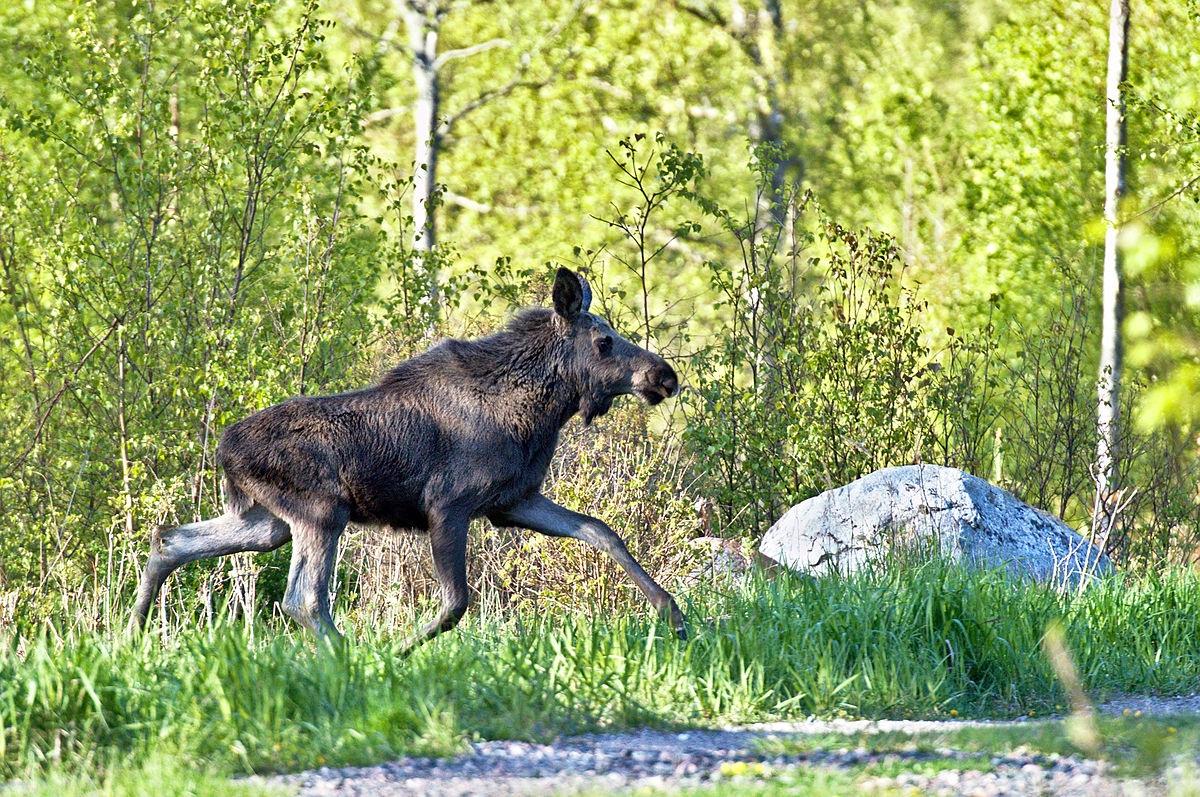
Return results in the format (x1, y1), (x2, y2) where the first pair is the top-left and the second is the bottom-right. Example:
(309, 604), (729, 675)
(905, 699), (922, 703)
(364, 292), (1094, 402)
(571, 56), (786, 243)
(280, 508), (348, 639)
(399, 513), (469, 656)
(131, 505), (292, 629)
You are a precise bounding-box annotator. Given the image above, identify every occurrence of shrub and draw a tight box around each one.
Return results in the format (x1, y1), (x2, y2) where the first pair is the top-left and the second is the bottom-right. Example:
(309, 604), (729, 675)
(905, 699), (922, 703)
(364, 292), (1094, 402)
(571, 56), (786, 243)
(683, 166), (974, 537)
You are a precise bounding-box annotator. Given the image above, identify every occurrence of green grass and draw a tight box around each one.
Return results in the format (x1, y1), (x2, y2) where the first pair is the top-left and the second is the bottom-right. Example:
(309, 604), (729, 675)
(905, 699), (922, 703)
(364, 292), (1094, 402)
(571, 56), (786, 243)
(3, 562), (1200, 790)
(4, 756), (285, 797)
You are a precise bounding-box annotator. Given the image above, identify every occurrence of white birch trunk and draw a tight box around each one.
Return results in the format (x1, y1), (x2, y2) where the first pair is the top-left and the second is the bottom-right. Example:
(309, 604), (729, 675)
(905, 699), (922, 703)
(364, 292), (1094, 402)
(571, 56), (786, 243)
(1096, 0), (1129, 511)
(401, 1), (441, 308)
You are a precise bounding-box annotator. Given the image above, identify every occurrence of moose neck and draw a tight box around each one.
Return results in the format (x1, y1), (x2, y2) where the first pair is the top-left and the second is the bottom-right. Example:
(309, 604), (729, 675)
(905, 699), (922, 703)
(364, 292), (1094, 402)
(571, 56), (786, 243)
(494, 340), (587, 442)
(453, 312), (590, 442)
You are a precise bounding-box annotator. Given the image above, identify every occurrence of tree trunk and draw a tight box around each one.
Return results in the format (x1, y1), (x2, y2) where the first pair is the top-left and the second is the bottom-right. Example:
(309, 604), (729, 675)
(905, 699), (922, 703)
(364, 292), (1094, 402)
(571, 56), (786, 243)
(724, 0), (796, 225)
(1096, 0), (1129, 523)
(752, 0), (795, 223)
(402, 1), (441, 309)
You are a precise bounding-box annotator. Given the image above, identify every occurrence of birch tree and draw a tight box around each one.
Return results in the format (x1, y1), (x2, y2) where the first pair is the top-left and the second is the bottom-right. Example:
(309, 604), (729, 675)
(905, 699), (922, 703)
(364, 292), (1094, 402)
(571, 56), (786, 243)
(399, 0), (442, 288)
(1095, 0), (1130, 528)
(675, 0), (798, 222)
(369, 0), (577, 308)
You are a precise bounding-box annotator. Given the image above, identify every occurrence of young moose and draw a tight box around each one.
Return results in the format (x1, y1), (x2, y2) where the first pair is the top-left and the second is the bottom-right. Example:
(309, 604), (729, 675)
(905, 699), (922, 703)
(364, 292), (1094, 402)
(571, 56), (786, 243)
(132, 268), (687, 650)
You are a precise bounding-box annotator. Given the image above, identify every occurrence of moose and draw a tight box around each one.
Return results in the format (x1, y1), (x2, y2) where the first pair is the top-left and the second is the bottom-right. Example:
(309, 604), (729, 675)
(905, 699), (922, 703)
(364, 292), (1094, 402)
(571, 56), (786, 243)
(132, 268), (688, 650)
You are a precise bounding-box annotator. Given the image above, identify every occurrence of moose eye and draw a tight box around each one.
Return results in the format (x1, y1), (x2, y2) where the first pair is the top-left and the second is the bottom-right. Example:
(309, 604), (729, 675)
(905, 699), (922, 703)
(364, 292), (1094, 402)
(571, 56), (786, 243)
(596, 335), (613, 355)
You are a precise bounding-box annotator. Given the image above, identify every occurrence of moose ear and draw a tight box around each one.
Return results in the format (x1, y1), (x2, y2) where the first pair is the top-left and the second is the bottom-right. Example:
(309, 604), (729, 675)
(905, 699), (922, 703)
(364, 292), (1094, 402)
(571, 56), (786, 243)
(577, 272), (593, 313)
(552, 267), (587, 321)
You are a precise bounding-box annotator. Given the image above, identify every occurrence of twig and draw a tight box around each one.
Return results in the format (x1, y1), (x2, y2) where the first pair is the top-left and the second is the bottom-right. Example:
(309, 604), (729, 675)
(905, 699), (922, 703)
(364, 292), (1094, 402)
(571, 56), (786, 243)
(434, 37), (510, 69)
(1123, 172), (1200, 221)
(8, 315), (124, 471)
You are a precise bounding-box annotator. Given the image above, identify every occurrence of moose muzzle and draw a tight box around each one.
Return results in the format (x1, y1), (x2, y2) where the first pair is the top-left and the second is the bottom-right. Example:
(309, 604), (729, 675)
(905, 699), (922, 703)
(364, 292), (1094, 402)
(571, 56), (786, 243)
(634, 359), (680, 405)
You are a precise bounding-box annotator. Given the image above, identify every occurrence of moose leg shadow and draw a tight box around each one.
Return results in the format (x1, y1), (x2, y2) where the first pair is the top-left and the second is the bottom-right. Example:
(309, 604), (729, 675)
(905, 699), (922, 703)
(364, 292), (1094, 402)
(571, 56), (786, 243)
(491, 493), (688, 640)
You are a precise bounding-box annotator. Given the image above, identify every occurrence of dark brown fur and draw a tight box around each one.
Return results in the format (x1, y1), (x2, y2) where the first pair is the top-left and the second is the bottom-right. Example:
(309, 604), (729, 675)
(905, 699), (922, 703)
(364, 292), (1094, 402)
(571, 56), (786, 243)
(132, 269), (687, 649)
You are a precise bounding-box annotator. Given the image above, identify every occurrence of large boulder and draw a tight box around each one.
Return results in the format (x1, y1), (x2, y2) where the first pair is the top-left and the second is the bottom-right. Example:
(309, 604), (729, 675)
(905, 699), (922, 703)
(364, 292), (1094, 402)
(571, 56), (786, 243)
(758, 464), (1112, 587)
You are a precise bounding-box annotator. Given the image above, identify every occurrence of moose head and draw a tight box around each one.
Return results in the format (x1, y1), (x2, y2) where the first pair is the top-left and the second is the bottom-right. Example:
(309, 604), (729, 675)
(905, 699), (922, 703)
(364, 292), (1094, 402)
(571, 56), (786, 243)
(549, 267), (679, 424)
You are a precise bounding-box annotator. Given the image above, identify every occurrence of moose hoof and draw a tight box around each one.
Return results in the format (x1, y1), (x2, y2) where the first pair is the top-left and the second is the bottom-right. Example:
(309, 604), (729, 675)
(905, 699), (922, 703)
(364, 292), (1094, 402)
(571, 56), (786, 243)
(665, 602), (688, 641)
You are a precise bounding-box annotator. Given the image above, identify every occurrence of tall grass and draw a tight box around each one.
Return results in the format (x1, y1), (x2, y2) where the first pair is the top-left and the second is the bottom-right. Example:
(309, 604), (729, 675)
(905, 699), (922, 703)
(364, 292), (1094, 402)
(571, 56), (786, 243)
(2, 563), (1199, 784)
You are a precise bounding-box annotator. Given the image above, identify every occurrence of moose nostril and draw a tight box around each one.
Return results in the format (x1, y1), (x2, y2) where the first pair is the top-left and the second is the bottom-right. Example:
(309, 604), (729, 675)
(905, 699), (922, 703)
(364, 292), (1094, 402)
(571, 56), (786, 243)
(660, 370), (679, 395)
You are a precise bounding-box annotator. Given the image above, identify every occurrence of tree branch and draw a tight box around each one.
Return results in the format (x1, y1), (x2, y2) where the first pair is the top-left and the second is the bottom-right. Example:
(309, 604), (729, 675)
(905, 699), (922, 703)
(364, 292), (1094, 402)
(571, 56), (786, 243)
(441, 0), (581, 133)
(434, 37), (510, 70)
(441, 68), (539, 132)
(1124, 172), (1200, 221)
(673, 0), (727, 28)
(364, 106), (410, 127)
(671, 0), (761, 64)
(339, 15), (410, 58)
(7, 314), (123, 472)
(442, 190), (492, 213)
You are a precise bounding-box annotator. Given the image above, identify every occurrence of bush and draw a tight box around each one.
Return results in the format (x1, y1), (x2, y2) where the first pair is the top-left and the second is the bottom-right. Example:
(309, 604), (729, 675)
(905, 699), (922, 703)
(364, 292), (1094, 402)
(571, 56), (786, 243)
(683, 168), (981, 537)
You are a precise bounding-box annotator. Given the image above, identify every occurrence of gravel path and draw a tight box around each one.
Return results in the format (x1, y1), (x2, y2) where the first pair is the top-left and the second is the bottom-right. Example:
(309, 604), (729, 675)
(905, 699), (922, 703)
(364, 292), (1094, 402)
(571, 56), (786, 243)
(261, 695), (1200, 796)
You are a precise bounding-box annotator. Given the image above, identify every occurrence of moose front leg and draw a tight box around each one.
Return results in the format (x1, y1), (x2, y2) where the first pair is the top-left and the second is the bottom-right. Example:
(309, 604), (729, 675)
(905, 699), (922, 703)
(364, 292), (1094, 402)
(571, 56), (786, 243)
(491, 494), (688, 640)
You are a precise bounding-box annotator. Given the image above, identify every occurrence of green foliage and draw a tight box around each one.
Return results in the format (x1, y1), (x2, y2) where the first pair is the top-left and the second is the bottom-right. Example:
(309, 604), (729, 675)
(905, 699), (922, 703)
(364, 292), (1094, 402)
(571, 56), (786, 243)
(8, 756), (283, 797)
(1122, 2), (1200, 432)
(3, 7), (1200, 794)
(0, 0), (383, 598)
(682, 173), (980, 535)
(592, 132), (707, 347)
(1, 0), (1199, 651)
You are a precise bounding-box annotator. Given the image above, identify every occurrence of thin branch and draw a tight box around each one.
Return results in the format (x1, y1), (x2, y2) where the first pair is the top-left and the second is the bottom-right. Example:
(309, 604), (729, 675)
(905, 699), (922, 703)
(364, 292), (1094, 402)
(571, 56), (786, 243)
(673, 0), (727, 28)
(340, 16), (411, 58)
(8, 315), (123, 472)
(442, 190), (492, 213)
(364, 106), (410, 127)
(672, 0), (761, 63)
(434, 37), (509, 69)
(441, 67), (539, 132)
(1123, 172), (1200, 221)
(441, 0), (581, 134)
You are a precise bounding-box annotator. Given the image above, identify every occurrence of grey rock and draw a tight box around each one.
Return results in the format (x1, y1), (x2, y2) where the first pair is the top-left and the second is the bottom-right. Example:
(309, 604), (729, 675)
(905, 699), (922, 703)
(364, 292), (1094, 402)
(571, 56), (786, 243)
(758, 464), (1112, 587)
